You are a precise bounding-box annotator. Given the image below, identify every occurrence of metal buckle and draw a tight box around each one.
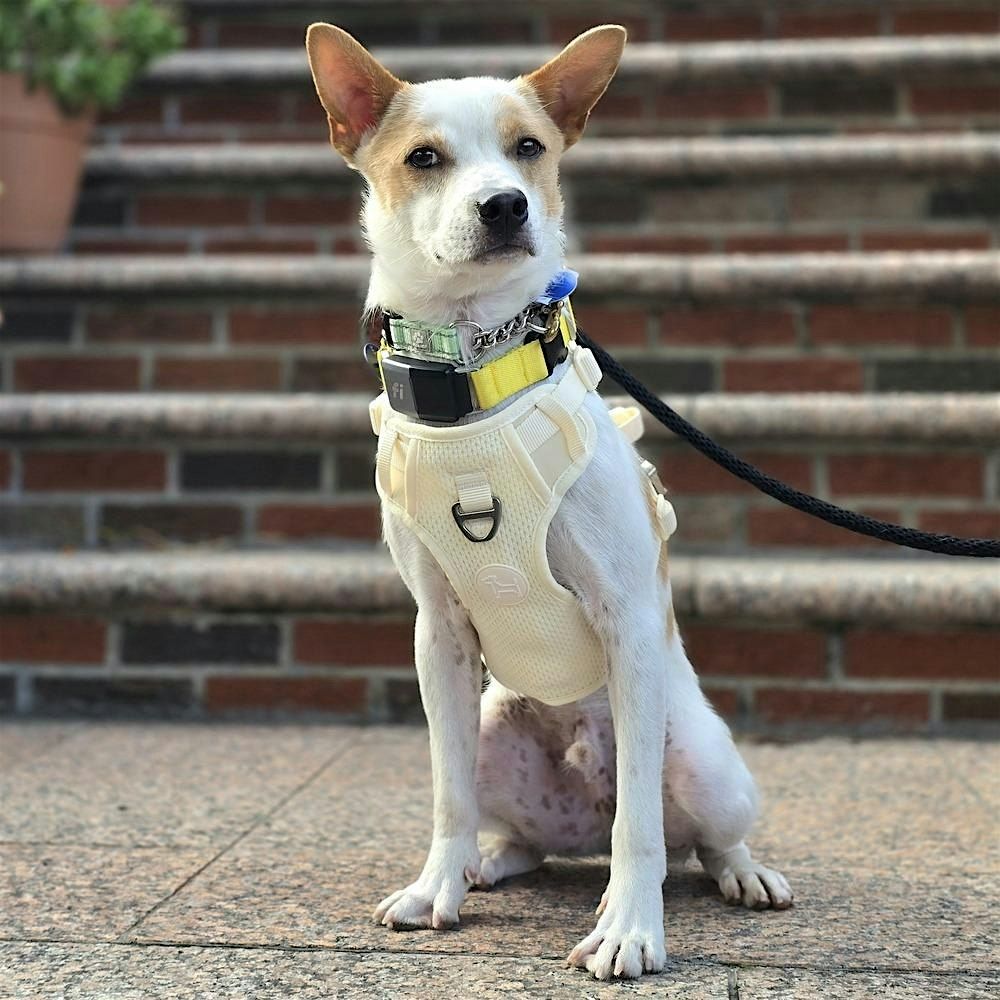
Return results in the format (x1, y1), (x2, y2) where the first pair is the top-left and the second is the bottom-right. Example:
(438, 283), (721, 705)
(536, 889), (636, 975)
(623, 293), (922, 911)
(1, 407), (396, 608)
(451, 497), (502, 542)
(542, 301), (563, 342)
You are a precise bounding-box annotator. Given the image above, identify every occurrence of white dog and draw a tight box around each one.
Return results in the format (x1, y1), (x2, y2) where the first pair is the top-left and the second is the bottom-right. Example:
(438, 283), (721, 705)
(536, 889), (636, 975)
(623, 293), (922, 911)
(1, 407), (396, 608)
(307, 22), (792, 981)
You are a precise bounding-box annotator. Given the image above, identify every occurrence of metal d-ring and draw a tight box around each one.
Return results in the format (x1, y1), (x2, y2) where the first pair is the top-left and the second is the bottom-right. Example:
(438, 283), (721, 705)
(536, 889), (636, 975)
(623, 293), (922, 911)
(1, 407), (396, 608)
(451, 497), (502, 542)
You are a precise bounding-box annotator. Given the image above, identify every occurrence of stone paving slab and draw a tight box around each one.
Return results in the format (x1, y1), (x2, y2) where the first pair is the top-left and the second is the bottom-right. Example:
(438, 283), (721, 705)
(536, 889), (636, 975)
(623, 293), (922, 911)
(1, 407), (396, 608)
(2, 943), (996, 1000)
(0, 722), (82, 773)
(0, 723), (996, 997)
(0, 723), (355, 848)
(0, 844), (209, 940)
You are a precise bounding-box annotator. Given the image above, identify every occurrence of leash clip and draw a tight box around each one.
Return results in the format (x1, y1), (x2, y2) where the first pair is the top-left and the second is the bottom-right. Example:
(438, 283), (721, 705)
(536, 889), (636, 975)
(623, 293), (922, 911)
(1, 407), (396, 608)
(452, 497), (502, 542)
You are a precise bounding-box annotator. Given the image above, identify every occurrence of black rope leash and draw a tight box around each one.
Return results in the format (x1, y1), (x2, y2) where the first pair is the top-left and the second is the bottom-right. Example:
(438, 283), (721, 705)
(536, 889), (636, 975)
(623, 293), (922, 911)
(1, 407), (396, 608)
(576, 329), (1000, 559)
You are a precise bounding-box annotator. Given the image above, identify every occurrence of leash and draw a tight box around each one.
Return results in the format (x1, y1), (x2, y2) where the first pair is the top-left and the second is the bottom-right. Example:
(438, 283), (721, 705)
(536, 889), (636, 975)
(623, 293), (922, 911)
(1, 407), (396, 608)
(576, 329), (1000, 559)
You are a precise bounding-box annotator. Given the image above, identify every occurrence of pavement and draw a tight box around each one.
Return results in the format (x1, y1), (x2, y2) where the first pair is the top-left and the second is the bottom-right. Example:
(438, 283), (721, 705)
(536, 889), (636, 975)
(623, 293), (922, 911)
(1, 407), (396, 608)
(0, 723), (997, 999)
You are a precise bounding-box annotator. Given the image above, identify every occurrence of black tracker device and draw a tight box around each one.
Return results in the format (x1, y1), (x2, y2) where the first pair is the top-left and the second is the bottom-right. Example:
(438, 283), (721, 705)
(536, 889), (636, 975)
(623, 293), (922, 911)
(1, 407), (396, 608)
(377, 333), (570, 424)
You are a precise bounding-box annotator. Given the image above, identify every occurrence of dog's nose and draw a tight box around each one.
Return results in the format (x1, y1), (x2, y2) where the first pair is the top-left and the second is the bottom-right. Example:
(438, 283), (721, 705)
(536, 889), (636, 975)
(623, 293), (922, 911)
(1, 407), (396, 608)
(477, 190), (529, 234)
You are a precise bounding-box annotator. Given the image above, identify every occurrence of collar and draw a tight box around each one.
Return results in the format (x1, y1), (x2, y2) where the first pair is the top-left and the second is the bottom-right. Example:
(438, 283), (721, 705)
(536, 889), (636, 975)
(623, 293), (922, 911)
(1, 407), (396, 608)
(382, 269), (578, 367)
(372, 269), (580, 424)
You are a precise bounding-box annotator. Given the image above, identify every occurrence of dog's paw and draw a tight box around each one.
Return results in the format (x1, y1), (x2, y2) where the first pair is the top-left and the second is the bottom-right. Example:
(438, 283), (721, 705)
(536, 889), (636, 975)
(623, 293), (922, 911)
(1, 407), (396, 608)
(715, 860), (793, 910)
(373, 838), (478, 930)
(567, 885), (665, 980)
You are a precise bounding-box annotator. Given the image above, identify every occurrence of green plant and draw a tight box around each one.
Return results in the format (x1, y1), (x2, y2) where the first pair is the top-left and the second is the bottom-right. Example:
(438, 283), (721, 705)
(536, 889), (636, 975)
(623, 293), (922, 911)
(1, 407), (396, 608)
(0, 0), (181, 115)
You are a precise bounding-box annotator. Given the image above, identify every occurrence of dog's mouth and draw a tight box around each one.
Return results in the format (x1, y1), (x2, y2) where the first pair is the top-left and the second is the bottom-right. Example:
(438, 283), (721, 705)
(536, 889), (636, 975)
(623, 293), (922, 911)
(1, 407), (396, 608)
(472, 239), (535, 263)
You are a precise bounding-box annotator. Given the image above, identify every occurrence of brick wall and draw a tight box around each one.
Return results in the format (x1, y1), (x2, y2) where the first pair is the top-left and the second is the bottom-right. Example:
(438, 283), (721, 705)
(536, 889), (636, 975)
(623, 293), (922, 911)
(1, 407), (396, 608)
(2, 421), (997, 554)
(1, 608), (995, 729)
(4, 299), (999, 395)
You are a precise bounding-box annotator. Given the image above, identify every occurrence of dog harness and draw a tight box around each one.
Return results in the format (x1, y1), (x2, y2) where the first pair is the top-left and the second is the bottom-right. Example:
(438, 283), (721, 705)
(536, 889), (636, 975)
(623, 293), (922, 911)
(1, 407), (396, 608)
(369, 275), (676, 706)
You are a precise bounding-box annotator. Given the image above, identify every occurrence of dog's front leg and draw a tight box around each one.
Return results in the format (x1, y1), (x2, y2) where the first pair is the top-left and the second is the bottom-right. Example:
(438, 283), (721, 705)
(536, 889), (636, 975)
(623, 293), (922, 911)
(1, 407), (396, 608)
(374, 520), (482, 930)
(567, 605), (668, 979)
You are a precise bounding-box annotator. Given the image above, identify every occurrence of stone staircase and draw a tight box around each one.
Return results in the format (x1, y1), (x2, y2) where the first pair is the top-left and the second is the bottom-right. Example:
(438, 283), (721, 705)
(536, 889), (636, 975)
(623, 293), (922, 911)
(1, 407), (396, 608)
(1, 0), (998, 726)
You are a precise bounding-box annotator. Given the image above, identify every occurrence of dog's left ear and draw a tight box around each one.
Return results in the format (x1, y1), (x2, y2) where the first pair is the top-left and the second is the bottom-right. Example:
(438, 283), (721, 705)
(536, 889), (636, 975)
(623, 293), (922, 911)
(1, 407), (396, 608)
(306, 23), (405, 161)
(523, 25), (626, 148)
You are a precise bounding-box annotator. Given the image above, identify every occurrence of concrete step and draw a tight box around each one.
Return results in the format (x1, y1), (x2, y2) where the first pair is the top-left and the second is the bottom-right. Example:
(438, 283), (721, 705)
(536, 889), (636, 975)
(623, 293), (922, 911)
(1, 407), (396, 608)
(1, 550), (996, 725)
(2, 392), (997, 557)
(76, 135), (1000, 257)
(85, 135), (1000, 183)
(2, 252), (998, 397)
(102, 36), (1000, 142)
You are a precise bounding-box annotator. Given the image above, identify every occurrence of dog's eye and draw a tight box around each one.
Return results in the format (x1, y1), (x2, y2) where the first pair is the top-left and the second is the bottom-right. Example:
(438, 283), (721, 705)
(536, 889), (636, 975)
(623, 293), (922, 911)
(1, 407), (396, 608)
(516, 137), (544, 159)
(406, 147), (440, 169)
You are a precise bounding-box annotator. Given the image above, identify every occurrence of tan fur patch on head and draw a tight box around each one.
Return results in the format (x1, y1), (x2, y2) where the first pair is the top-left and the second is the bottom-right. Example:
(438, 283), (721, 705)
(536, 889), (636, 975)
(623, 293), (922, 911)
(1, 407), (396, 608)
(360, 90), (450, 213)
(504, 87), (566, 218)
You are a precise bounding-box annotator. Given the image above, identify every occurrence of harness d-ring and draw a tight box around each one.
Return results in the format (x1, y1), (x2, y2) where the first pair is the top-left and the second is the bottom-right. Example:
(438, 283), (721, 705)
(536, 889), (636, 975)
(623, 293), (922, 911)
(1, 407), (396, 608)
(452, 497), (502, 542)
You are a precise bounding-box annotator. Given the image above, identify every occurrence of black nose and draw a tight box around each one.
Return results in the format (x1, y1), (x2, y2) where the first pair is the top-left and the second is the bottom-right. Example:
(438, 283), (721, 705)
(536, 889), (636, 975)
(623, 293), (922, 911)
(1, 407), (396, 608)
(477, 190), (529, 235)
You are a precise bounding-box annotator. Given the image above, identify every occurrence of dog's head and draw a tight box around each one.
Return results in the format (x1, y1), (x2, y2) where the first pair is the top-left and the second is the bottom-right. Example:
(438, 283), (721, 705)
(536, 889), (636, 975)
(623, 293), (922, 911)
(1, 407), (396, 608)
(306, 24), (625, 325)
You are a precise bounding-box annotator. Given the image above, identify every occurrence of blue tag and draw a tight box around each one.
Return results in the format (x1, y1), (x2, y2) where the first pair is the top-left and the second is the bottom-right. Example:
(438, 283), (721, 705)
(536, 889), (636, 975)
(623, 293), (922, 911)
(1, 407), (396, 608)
(539, 268), (578, 304)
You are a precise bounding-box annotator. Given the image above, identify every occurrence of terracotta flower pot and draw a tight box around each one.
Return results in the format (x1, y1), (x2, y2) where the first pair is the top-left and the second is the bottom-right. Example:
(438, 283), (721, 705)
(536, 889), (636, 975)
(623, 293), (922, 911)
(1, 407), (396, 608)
(0, 72), (94, 253)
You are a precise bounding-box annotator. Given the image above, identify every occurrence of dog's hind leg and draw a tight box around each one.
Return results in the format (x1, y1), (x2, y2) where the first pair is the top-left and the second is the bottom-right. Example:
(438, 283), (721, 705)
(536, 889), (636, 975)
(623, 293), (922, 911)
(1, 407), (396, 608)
(659, 633), (793, 910)
(373, 513), (484, 931)
(474, 833), (544, 889)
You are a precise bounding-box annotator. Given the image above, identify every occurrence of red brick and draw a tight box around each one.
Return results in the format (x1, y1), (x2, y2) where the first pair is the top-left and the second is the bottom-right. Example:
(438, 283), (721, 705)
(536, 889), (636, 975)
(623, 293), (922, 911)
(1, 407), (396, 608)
(585, 234), (711, 254)
(549, 15), (650, 42)
(964, 306), (1000, 347)
(828, 454), (983, 498)
(0, 615), (105, 663)
(776, 10), (882, 37)
(229, 308), (360, 345)
(756, 688), (929, 726)
(918, 509), (1000, 538)
(809, 306), (953, 347)
(844, 630), (999, 681)
(657, 86), (770, 120)
(0, 451), (10, 490)
(702, 686), (740, 719)
(748, 507), (902, 549)
(684, 626), (826, 678)
(590, 93), (645, 121)
(135, 195), (252, 227)
(860, 231), (993, 251)
(942, 692), (1000, 723)
(87, 309), (213, 344)
(263, 195), (355, 225)
(215, 22), (307, 47)
(153, 358), (282, 391)
(204, 675), (368, 714)
(573, 307), (649, 346)
(723, 358), (864, 392)
(661, 307), (796, 347)
(204, 238), (318, 254)
(894, 8), (1000, 34)
(258, 504), (380, 540)
(664, 12), (762, 41)
(99, 96), (165, 125)
(724, 233), (850, 254)
(659, 450), (812, 495)
(909, 85), (1000, 116)
(73, 239), (190, 255)
(23, 450), (166, 492)
(14, 357), (140, 392)
(294, 619), (413, 667)
(179, 94), (285, 124)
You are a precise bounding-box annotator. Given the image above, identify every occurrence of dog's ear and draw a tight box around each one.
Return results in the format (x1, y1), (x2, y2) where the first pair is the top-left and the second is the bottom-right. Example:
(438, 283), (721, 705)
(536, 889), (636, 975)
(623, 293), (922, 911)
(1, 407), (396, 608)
(306, 23), (405, 161)
(523, 25), (626, 148)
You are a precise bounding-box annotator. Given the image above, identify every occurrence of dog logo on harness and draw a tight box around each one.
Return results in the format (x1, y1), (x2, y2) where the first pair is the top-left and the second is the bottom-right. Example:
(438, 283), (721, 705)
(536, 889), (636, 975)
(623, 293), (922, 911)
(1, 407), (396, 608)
(475, 565), (529, 606)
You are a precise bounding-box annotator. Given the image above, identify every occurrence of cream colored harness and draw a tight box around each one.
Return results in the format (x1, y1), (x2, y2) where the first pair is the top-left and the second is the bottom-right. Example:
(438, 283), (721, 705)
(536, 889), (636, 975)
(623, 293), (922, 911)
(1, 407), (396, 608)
(370, 342), (676, 706)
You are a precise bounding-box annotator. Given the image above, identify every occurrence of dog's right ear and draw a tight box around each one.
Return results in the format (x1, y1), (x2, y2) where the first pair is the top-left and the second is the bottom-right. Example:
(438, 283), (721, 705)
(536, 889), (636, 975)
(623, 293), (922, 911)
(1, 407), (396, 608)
(306, 24), (404, 161)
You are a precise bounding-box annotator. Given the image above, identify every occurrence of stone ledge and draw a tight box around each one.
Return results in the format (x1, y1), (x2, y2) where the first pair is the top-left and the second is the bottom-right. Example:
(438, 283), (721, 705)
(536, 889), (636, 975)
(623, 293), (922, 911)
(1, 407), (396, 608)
(84, 134), (1000, 182)
(3, 253), (998, 301)
(0, 552), (996, 624)
(145, 36), (1000, 86)
(1, 393), (997, 443)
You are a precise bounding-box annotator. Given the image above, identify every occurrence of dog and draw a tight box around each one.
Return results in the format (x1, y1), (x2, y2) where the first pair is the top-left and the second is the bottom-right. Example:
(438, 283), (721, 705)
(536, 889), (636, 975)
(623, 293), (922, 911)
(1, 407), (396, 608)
(306, 22), (792, 981)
